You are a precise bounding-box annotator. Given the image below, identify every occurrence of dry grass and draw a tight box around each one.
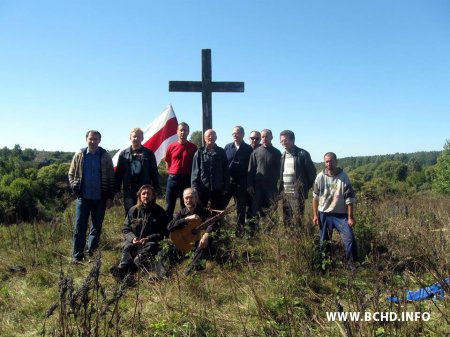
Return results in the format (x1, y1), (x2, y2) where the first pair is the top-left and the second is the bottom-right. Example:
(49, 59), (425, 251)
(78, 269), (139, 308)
(0, 193), (449, 336)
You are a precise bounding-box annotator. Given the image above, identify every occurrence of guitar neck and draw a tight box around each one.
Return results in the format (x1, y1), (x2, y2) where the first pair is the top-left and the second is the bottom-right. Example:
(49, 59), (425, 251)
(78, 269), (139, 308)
(196, 206), (235, 231)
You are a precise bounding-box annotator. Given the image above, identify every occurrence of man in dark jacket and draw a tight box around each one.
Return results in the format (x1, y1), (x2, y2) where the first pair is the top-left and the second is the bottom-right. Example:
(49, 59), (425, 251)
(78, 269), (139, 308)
(113, 184), (168, 279)
(224, 126), (253, 233)
(156, 187), (214, 277)
(68, 130), (115, 263)
(279, 130), (316, 228)
(115, 128), (161, 214)
(191, 129), (230, 210)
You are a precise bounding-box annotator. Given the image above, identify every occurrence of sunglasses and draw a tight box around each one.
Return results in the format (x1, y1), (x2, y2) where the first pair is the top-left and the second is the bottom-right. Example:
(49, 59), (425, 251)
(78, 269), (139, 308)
(250, 137), (260, 141)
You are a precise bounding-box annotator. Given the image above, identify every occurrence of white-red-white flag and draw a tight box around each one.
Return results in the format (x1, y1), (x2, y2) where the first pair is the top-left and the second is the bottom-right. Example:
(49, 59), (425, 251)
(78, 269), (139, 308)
(113, 104), (178, 167)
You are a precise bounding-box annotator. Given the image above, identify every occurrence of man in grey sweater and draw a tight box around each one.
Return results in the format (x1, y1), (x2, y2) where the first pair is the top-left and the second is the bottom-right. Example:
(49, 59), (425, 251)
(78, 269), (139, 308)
(247, 129), (281, 221)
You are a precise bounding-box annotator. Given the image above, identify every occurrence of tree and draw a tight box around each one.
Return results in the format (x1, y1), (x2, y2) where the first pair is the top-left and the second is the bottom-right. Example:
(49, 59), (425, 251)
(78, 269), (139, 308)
(432, 140), (450, 195)
(2, 177), (40, 221)
(37, 163), (70, 198)
(374, 160), (408, 181)
(190, 130), (203, 148)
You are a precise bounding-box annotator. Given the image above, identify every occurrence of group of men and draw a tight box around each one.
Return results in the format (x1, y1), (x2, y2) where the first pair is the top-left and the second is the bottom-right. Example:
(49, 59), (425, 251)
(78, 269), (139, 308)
(68, 123), (358, 278)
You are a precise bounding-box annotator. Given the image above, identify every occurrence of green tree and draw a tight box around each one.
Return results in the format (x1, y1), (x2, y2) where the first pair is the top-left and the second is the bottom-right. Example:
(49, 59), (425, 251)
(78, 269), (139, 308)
(432, 140), (450, 195)
(374, 160), (408, 181)
(190, 130), (203, 148)
(3, 177), (40, 221)
(21, 148), (37, 161)
(37, 163), (70, 197)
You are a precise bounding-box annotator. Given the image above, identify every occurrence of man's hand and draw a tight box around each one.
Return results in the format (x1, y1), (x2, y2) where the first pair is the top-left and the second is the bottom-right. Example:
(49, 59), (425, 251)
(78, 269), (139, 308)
(199, 233), (209, 249)
(185, 214), (201, 221)
(347, 217), (356, 228)
(132, 237), (149, 245)
(313, 215), (320, 226)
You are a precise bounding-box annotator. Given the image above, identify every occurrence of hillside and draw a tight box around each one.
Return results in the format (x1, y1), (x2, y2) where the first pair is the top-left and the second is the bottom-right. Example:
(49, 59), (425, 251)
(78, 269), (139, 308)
(0, 193), (449, 336)
(1, 144), (450, 335)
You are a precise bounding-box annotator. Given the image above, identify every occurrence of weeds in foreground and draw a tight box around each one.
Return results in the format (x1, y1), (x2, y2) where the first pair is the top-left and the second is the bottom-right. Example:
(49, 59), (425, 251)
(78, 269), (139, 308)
(0, 194), (449, 336)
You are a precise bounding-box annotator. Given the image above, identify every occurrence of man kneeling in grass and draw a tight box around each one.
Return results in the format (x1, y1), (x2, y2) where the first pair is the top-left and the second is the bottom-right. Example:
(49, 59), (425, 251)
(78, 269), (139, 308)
(111, 184), (168, 281)
(156, 187), (215, 277)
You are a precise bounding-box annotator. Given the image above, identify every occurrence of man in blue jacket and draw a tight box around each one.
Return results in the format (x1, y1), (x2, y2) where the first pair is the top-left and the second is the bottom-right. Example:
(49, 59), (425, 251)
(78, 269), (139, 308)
(224, 126), (253, 234)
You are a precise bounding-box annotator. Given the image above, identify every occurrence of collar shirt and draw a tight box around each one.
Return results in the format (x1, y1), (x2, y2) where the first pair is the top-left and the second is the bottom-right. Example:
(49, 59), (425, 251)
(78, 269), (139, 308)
(82, 150), (102, 200)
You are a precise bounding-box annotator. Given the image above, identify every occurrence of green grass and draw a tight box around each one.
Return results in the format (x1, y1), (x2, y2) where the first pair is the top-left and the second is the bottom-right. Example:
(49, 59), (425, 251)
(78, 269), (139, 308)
(1, 194), (449, 336)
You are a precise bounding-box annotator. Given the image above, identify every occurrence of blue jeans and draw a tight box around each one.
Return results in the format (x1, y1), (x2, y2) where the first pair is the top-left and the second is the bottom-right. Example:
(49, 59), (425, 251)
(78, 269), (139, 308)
(319, 212), (357, 262)
(73, 198), (106, 261)
(165, 174), (191, 218)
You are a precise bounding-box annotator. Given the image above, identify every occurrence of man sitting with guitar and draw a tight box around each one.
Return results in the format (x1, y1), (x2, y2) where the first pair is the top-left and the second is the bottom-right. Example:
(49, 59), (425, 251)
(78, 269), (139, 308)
(157, 187), (220, 277)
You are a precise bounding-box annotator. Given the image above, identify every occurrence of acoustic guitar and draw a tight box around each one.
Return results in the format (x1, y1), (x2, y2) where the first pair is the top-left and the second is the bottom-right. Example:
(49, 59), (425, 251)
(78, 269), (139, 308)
(170, 205), (235, 253)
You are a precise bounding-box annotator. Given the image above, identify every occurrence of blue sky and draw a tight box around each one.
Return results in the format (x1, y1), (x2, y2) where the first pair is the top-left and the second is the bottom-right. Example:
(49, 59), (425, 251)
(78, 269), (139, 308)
(1, 0), (449, 162)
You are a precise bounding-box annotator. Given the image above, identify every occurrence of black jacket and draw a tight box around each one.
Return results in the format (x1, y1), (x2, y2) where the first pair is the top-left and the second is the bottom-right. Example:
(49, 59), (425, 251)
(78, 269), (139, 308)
(167, 205), (212, 233)
(224, 142), (253, 185)
(278, 145), (316, 199)
(191, 145), (230, 193)
(114, 146), (161, 195)
(247, 145), (282, 189)
(122, 203), (168, 243)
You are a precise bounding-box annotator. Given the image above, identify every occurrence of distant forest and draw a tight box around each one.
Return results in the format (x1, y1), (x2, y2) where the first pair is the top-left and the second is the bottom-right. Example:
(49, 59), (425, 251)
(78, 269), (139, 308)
(1, 142), (449, 223)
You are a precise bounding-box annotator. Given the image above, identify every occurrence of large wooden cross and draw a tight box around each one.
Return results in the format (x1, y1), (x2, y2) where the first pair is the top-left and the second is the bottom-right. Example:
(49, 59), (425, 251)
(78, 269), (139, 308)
(169, 49), (245, 133)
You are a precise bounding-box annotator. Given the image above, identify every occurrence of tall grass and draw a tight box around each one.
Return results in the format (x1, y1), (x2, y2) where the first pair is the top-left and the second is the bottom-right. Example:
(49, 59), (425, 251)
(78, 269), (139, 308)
(0, 193), (449, 336)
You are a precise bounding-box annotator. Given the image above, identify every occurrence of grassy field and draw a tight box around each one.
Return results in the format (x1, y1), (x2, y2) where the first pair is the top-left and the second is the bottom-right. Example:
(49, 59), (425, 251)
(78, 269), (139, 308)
(0, 194), (449, 336)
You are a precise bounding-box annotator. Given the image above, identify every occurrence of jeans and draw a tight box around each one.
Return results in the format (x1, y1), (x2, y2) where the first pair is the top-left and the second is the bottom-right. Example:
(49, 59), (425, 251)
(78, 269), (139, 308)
(73, 197), (106, 261)
(165, 174), (191, 218)
(319, 212), (357, 262)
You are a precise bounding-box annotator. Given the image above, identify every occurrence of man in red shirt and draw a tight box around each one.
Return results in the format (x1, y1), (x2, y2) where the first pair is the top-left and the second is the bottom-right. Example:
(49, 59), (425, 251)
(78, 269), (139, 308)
(164, 122), (198, 219)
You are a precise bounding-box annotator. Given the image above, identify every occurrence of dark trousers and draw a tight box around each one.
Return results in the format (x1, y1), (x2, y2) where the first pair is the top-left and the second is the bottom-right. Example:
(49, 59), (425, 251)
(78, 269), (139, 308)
(198, 189), (228, 211)
(165, 174), (191, 219)
(252, 184), (278, 217)
(224, 182), (249, 233)
(73, 198), (106, 261)
(118, 241), (160, 272)
(156, 242), (211, 277)
(282, 193), (305, 228)
(123, 195), (137, 215)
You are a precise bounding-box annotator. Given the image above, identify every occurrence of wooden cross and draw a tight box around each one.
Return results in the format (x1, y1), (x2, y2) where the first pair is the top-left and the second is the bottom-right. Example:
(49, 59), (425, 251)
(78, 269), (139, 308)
(169, 49), (245, 133)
